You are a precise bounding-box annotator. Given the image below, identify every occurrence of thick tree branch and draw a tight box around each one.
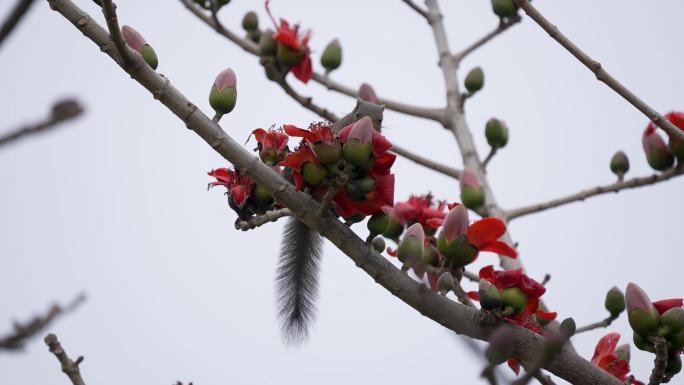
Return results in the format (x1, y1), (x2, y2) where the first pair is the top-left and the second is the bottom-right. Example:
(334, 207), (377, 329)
(46, 2), (623, 383)
(506, 166), (684, 221)
(401, 0), (429, 20)
(0, 98), (84, 149)
(451, 15), (522, 65)
(0, 0), (36, 49)
(234, 208), (292, 231)
(44, 334), (86, 385)
(512, 0), (684, 142)
(0, 293), (86, 351)
(178, 0), (445, 123)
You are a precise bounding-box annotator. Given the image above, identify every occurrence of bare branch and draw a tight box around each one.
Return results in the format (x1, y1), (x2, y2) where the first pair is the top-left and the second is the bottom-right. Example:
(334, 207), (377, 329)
(44, 334), (86, 385)
(45, 2), (624, 383)
(391, 144), (461, 179)
(234, 208), (292, 231)
(178, 0), (445, 122)
(0, 293), (86, 351)
(401, 0), (429, 20)
(506, 166), (684, 220)
(0, 98), (84, 149)
(0, 0), (36, 49)
(452, 15), (522, 64)
(575, 315), (617, 334)
(512, 0), (684, 142)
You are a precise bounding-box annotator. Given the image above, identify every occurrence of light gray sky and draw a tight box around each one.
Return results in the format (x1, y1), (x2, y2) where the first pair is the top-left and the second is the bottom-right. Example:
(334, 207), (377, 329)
(1, 1), (682, 384)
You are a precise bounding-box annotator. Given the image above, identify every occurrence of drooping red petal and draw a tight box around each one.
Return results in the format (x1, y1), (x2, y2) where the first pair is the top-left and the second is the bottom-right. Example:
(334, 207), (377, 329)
(592, 333), (620, 363)
(425, 218), (444, 228)
(653, 298), (683, 314)
(467, 217), (507, 250)
(372, 152), (396, 175)
(507, 358), (520, 375)
(478, 240), (517, 259)
(371, 131), (392, 156)
(291, 54), (313, 84)
(373, 173), (395, 208)
(278, 145), (318, 169)
(332, 190), (357, 218)
(207, 168), (233, 185)
(519, 275), (546, 298)
(479, 265), (496, 281)
(251, 128), (267, 143)
(283, 124), (316, 142)
(535, 309), (557, 321)
(230, 185), (250, 208)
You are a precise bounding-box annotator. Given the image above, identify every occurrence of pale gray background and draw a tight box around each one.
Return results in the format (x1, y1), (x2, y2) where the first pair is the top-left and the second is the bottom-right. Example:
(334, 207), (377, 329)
(0, 1), (682, 384)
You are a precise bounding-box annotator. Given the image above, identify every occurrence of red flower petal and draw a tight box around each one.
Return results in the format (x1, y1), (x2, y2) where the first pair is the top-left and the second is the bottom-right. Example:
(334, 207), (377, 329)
(373, 173), (395, 207)
(493, 268), (523, 288)
(283, 124), (316, 142)
(371, 131), (392, 156)
(520, 275), (546, 298)
(479, 240), (517, 259)
(373, 152), (396, 175)
(592, 333), (620, 363)
(386, 247), (397, 257)
(535, 309), (557, 321)
(653, 298), (683, 314)
(291, 54), (313, 84)
(467, 291), (480, 301)
(467, 217), (507, 250)
(507, 358), (520, 375)
(479, 265), (496, 281)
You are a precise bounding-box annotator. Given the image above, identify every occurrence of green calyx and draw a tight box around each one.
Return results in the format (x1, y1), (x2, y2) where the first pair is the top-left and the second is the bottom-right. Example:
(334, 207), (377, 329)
(464, 67), (484, 94)
(461, 186), (485, 210)
(485, 118), (509, 149)
(397, 236), (423, 268)
(253, 183), (272, 205)
(302, 162), (328, 185)
(480, 284), (503, 311)
(501, 287), (527, 315)
(628, 308), (660, 336)
(647, 148), (675, 171)
(209, 85), (237, 114)
(437, 234), (478, 266)
(259, 30), (277, 56)
(314, 141), (342, 165)
(633, 332), (656, 353)
(491, 0), (518, 19)
(604, 287), (626, 317)
(342, 139), (372, 167)
(321, 39), (342, 73)
(276, 43), (304, 67)
(141, 44), (158, 70)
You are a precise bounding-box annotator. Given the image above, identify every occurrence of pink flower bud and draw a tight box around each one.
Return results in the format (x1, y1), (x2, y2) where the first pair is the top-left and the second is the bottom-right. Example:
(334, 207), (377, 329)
(348, 116), (373, 144)
(460, 168), (481, 189)
(442, 204), (469, 242)
(404, 222), (425, 246)
(358, 83), (378, 104)
(214, 68), (237, 91)
(626, 282), (655, 313)
(121, 25), (147, 53)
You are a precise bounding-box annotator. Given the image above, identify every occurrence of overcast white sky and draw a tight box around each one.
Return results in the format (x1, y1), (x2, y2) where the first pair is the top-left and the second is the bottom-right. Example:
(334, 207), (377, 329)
(1, 1), (683, 384)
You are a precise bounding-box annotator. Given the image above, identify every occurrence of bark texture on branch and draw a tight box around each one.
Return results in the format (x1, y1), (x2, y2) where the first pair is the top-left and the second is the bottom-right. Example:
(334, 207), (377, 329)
(45, 1), (624, 383)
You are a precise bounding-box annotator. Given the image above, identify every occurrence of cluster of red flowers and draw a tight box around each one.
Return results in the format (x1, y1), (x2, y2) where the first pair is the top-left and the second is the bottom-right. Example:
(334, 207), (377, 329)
(265, 0), (312, 83)
(209, 117), (395, 223)
(592, 333), (644, 385)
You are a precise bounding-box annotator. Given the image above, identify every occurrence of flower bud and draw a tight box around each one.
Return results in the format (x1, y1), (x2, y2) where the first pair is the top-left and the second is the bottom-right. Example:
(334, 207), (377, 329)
(367, 212), (389, 235)
(343, 180), (366, 201)
(485, 118), (508, 149)
(661, 307), (684, 336)
(253, 183), (272, 205)
(438, 235), (478, 266)
(460, 168), (485, 210)
(277, 43), (304, 67)
(314, 141), (342, 165)
(666, 111), (684, 160)
(371, 236), (386, 253)
(559, 317), (576, 338)
(302, 162), (327, 185)
(358, 175), (376, 193)
(610, 151), (630, 180)
(209, 68), (238, 114)
(671, 329), (684, 351)
(491, 0), (518, 19)
(321, 39), (342, 74)
(643, 127), (674, 171)
(242, 11), (258, 32)
(51, 99), (83, 121)
(614, 344), (630, 362)
(121, 26), (158, 70)
(464, 67), (484, 94)
(259, 29), (277, 56)
(666, 355), (682, 377)
(485, 326), (515, 365)
(247, 29), (261, 44)
(343, 117), (373, 167)
(501, 287), (527, 316)
(479, 280), (503, 310)
(626, 282), (660, 336)
(633, 332), (655, 353)
(397, 223), (424, 269)
(437, 272), (454, 295)
(605, 286), (626, 317)
(358, 83), (378, 104)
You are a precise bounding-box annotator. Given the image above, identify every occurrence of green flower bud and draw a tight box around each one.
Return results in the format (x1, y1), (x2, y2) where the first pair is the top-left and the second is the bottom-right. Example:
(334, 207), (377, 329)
(302, 162), (328, 185)
(437, 272), (454, 295)
(314, 141), (342, 165)
(662, 308), (684, 335)
(491, 0), (518, 19)
(633, 332), (656, 353)
(610, 151), (630, 180)
(358, 176), (376, 193)
(461, 186), (485, 210)
(605, 286), (626, 317)
(383, 217), (404, 239)
(437, 234), (478, 266)
(666, 354), (682, 377)
(479, 280), (503, 311)
(367, 213), (389, 235)
(242, 11), (258, 31)
(502, 287), (527, 315)
(342, 118), (373, 167)
(464, 67), (484, 94)
(209, 68), (238, 114)
(628, 308), (660, 336)
(141, 45), (158, 70)
(277, 43), (304, 67)
(397, 223), (424, 269)
(247, 29), (261, 44)
(371, 236), (386, 253)
(259, 29), (277, 56)
(670, 329), (684, 351)
(559, 318), (576, 338)
(321, 39), (342, 74)
(670, 138), (684, 160)
(485, 118), (509, 149)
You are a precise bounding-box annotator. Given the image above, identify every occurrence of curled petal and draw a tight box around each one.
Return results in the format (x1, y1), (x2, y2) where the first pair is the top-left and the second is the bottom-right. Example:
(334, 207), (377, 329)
(592, 333), (621, 363)
(479, 265), (496, 281)
(653, 298), (683, 314)
(283, 124), (316, 142)
(467, 218), (506, 250)
(291, 54), (313, 83)
(479, 240), (517, 259)
(467, 291), (480, 301)
(535, 309), (557, 321)
(519, 275), (546, 298)
(386, 247), (397, 257)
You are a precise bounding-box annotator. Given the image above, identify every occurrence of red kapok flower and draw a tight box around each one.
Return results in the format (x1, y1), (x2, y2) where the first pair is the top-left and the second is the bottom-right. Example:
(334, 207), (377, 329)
(392, 194), (447, 230)
(278, 143), (321, 191)
(642, 125), (675, 171)
(265, 0), (312, 83)
(591, 333), (641, 383)
(250, 127), (289, 165)
(207, 168), (253, 214)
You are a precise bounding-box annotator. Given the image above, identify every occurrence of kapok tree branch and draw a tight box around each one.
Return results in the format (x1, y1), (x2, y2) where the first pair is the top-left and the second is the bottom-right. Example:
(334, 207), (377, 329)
(178, 0), (446, 123)
(235, 208), (292, 231)
(391, 145), (461, 179)
(649, 336), (668, 385)
(0, 0), (36, 49)
(512, 0), (684, 142)
(46, 2), (623, 383)
(451, 15), (522, 65)
(44, 334), (86, 385)
(0, 293), (86, 351)
(100, 0), (132, 67)
(0, 98), (84, 149)
(400, 0), (430, 21)
(574, 315), (617, 335)
(505, 166), (684, 221)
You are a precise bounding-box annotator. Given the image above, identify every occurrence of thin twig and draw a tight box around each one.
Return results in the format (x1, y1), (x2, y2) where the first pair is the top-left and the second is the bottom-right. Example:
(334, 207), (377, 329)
(44, 334), (86, 385)
(100, 0), (131, 67)
(452, 15), (522, 64)
(512, 0), (684, 142)
(391, 144), (461, 179)
(0, 99), (83, 149)
(212, 112), (223, 123)
(234, 208), (292, 231)
(0, 0), (36, 49)
(575, 315), (616, 334)
(482, 148), (497, 170)
(46, 3), (625, 383)
(506, 166), (684, 220)
(178, 0), (445, 122)
(541, 274), (551, 286)
(648, 336), (668, 385)
(319, 186), (340, 217)
(0, 293), (86, 350)
(401, 0), (429, 20)
(452, 279), (476, 308)
(463, 269), (479, 282)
